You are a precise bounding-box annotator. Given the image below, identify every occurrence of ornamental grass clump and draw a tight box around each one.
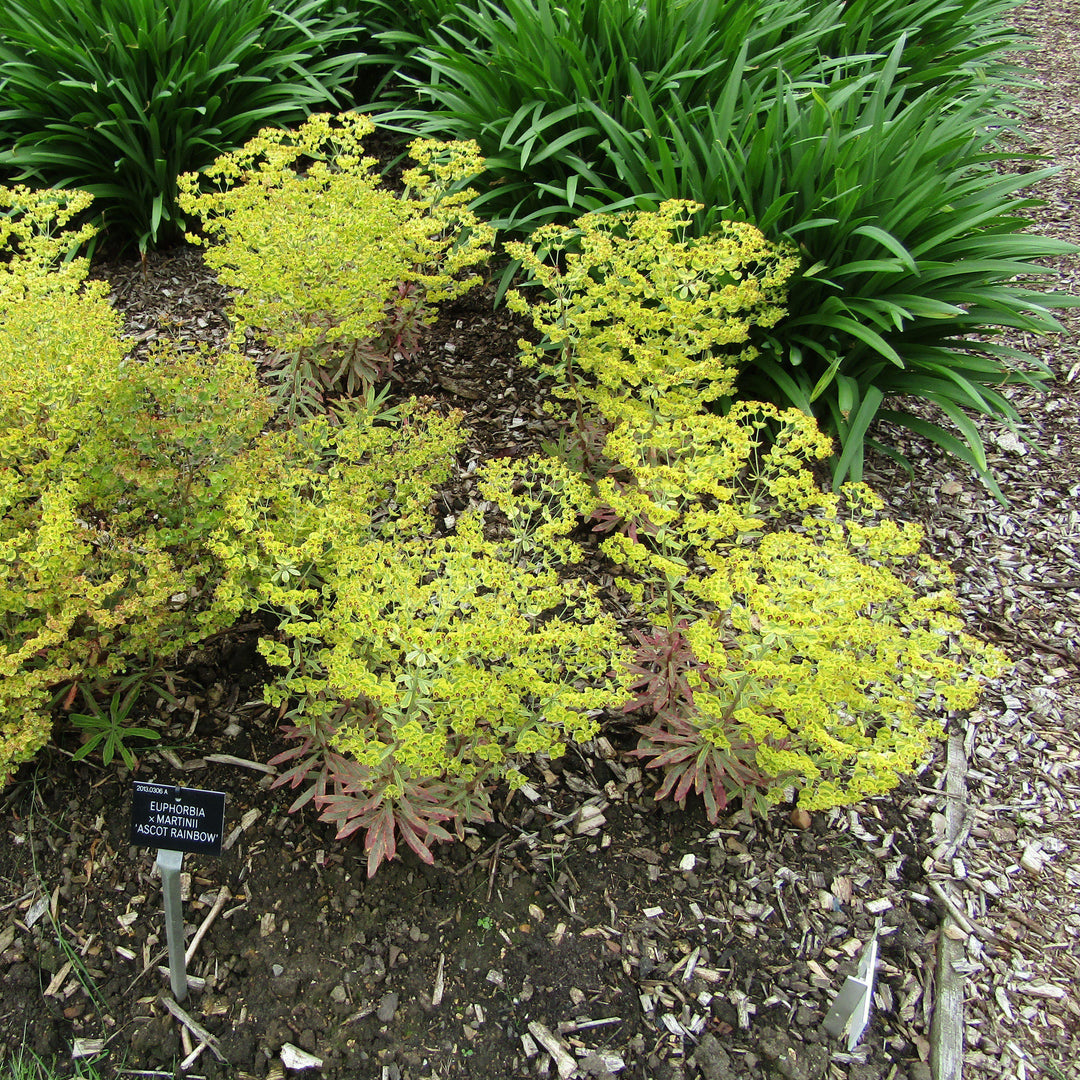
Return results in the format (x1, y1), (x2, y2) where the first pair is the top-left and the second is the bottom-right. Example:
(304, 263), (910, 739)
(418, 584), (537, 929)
(500, 207), (1006, 816)
(179, 113), (494, 420)
(375, 0), (847, 230)
(209, 402), (628, 876)
(0, 187), (273, 781)
(0, 0), (366, 251)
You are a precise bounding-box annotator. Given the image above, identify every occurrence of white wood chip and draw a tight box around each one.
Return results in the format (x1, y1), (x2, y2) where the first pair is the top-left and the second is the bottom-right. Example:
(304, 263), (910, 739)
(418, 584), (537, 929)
(526, 1020), (577, 1079)
(280, 1043), (323, 1070)
(1016, 983), (1067, 1001)
(660, 1013), (686, 1036)
(24, 894), (49, 929)
(44, 961), (72, 997)
(431, 952), (445, 1007)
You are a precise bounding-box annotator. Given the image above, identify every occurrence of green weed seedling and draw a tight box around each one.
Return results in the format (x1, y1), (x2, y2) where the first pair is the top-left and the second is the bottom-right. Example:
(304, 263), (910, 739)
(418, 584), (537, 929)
(0, 1045), (109, 1080)
(69, 674), (173, 770)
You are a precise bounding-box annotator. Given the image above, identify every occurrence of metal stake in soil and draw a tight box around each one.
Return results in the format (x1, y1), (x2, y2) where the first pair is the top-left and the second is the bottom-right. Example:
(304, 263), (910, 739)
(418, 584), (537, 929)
(156, 847), (188, 1001)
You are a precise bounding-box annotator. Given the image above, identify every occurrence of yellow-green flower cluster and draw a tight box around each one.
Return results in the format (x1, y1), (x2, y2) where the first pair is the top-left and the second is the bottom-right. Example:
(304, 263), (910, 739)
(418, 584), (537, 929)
(178, 113), (494, 415)
(506, 200), (798, 427)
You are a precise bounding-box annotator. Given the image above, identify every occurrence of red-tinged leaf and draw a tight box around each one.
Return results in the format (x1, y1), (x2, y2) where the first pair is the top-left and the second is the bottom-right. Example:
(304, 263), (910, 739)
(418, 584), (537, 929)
(267, 742), (311, 768)
(696, 746), (714, 795)
(631, 724), (671, 743)
(396, 814), (436, 865)
(672, 762), (697, 804)
(270, 757), (318, 790)
(653, 764), (686, 802)
(288, 784), (318, 813)
(317, 790), (381, 817)
(635, 729), (692, 748)
(702, 780), (720, 822)
(427, 820), (455, 845)
(397, 792), (454, 830)
(712, 776), (731, 812)
(333, 813), (370, 841)
(644, 745), (698, 769)
(330, 755), (372, 792)
(634, 718), (699, 743)
(365, 806), (397, 877)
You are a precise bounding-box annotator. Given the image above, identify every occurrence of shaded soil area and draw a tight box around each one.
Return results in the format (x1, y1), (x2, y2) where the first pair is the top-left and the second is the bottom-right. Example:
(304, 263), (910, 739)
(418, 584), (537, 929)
(1, 687), (941, 1080)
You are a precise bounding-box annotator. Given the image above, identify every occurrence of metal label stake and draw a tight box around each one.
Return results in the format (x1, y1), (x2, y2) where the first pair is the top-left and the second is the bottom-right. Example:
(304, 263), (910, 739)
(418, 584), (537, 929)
(156, 848), (188, 1000)
(823, 921), (880, 1050)
(130, 781), (227, 1001)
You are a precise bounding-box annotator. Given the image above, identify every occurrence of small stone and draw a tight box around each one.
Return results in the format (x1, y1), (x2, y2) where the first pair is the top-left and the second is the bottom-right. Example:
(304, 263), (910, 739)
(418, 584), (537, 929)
(329, 984), (347, 1004)
(679, 853), (697, 872)
(790, 808), (812, 830)
(578, 1051), (623, 1078)
(270, 977), (299, 1002)
(377, 991), (399, 1023)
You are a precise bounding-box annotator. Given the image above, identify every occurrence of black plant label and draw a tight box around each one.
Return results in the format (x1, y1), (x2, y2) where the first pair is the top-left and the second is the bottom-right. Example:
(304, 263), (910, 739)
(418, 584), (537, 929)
(130, 781), (227, 855)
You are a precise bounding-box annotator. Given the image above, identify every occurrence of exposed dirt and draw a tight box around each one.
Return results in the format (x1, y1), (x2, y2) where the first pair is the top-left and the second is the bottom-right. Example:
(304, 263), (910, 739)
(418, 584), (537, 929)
(0, 656), (942, 1080)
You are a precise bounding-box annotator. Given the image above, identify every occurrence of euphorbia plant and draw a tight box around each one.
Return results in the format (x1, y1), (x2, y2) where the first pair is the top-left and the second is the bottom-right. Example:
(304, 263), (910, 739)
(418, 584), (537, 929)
(211, 402), (628, 875)
(179, 113), (494, 419)
(499, 204), (1007, 815)
(0, 186), (273, 782)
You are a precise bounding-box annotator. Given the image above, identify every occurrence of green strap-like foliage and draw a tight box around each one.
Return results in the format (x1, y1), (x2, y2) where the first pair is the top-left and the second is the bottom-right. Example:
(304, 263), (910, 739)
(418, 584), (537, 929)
(0, 0), (367, 250)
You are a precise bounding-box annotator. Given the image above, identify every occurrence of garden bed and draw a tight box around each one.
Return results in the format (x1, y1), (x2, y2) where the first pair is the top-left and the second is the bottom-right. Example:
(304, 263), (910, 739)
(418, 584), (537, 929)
(2, 1), (1080, 1078)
